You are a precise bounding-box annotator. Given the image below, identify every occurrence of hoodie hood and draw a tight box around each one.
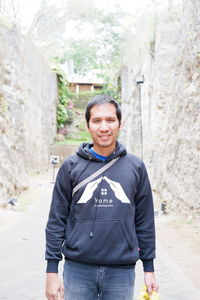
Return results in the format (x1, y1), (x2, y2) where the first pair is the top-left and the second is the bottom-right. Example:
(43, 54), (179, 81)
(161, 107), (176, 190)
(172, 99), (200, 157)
(76, 141), (127, 162)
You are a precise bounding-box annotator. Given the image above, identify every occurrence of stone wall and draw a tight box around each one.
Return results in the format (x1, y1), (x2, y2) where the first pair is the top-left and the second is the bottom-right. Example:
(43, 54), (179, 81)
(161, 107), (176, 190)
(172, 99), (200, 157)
(0, 24), (57, 204)
(120, 0), (200, 215)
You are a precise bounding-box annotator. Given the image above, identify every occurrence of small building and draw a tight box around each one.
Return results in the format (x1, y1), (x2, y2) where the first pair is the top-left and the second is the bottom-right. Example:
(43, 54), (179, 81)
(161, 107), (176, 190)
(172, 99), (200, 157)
(68, 75), (104, 95)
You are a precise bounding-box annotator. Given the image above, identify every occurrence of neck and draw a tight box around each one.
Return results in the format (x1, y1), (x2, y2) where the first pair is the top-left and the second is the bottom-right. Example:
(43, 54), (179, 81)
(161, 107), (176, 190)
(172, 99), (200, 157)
(93, 144), (116, 157)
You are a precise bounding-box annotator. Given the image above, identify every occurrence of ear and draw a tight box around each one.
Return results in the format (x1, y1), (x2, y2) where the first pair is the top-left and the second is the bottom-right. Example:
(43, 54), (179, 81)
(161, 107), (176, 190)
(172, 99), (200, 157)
(119, 121), (123, 130)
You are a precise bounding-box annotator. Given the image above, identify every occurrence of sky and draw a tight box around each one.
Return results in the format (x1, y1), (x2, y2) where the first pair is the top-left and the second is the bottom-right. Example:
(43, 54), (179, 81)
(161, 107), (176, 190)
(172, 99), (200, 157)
(16, 0), (155, 32)
(7, 0), (170, 44)
(2, 0), (171, 33)
(95, 0), (151, 11)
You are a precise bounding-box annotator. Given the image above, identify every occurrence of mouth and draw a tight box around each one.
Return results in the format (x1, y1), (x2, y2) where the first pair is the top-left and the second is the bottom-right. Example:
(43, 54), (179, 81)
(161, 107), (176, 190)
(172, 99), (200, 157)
(98, 134), (112, 140)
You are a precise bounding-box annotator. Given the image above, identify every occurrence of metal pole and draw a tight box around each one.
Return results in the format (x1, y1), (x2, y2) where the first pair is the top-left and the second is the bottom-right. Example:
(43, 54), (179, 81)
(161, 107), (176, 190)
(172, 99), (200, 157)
(138, 83), (143, 160)
(50, 156), (59, 183)
(51, 163), (56, 184)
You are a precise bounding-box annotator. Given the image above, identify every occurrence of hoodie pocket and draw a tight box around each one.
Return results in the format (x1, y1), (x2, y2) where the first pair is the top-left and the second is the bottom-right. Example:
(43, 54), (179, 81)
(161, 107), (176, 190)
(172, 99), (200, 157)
(65, 219), (138, 265)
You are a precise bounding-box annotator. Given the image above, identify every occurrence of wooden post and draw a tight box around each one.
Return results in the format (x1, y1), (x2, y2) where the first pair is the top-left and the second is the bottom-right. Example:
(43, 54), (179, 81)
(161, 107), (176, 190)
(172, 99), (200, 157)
(76, 84), (79, 98)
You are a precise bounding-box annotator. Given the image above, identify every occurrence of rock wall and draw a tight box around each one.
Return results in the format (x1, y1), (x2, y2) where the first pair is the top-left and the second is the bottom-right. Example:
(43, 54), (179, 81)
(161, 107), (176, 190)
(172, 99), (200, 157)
(120, 0), (200, 215)
(0, 24), (57, 204)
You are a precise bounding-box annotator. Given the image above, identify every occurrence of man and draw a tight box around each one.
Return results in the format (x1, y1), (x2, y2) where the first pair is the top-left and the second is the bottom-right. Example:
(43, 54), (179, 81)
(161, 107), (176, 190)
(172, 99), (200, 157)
(45, 94), (158, 300)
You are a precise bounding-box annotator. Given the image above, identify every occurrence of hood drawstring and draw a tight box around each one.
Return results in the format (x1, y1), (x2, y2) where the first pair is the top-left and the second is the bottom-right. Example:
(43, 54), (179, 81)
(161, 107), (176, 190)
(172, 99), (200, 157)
(89, 172), (105, 238)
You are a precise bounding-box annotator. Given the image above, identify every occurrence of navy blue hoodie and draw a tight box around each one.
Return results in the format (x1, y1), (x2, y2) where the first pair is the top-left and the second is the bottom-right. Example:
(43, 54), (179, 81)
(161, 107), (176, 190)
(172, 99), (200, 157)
(45, 142), (156, 273)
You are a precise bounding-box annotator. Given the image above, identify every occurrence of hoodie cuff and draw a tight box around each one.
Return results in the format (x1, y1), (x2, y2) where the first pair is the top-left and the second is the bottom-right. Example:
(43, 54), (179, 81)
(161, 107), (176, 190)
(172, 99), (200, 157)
(46, 260), (59, 273)
(142, 259), (154, 272)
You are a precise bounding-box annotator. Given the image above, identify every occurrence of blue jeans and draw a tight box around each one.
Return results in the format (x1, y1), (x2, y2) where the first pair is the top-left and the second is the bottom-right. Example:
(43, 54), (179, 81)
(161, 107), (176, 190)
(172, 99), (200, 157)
(63, 260), (135, 300)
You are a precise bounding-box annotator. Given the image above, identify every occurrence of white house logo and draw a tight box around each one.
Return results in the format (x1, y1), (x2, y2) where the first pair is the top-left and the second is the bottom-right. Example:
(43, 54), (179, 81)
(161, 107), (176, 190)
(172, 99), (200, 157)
(101, 188), (107, 196)
(77, 176), (130, 206)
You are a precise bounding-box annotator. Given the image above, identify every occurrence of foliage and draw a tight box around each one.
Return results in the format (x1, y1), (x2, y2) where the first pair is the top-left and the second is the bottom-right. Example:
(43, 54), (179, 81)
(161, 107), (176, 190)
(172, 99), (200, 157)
(0, 16), (14, 30)
(0, 96), (8, 114)
(57, 103), (73, 127)
(99, 74), (121, 101)
(73, 120), (91, 141)
(73, 130), (91, 142)
(62, 39), (98, 75)
(52, 63), (121, 133)
(101, 83), (119, 100)
(55, 119), (91, 145)
(66, 90), (102, 109)
(63, 12), (123, 76)
(60, 8), (126, 89)
(37, 2), (130, 130)
(55, 137), (91, 146)
(52, 65), (74, 129)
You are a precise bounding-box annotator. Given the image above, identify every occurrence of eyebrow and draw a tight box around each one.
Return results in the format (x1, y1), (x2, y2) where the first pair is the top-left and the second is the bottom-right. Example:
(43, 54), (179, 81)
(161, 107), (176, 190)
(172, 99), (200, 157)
(91, 115), (117, 120)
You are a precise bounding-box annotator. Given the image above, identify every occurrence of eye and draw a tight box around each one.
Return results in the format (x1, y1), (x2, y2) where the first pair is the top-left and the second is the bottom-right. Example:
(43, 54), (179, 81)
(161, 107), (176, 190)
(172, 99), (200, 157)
(92, 119), (100, 123)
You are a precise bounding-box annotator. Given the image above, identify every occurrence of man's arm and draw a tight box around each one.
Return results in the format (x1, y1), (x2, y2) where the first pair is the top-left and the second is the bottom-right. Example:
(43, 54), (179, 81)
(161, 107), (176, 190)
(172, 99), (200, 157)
(45, 161), (72, 298)
(134, 161), (158, 294)
(46, 273), (64, 300)
(144, 272), (158, 296)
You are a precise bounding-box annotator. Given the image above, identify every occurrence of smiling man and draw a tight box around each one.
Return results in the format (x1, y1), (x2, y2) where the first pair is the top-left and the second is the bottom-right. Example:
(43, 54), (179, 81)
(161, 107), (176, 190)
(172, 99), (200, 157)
(45, 94), (158, 300)
(87, 101), (121, 155)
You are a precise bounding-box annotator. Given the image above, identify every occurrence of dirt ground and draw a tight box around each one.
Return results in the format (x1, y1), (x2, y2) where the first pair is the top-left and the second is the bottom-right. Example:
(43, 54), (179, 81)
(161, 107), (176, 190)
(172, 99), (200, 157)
(155, 213), (200, 289)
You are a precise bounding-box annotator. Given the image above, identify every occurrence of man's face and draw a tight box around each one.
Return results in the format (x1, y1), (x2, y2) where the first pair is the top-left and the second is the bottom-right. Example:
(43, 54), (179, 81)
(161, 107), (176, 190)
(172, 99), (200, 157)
(88, 103), (121, 153)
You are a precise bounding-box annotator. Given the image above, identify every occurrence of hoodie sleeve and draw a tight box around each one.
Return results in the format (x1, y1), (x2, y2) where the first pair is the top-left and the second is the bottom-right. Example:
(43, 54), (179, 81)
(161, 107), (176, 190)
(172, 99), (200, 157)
(45, 160), (72, 273)
(134, 161), (156, 272)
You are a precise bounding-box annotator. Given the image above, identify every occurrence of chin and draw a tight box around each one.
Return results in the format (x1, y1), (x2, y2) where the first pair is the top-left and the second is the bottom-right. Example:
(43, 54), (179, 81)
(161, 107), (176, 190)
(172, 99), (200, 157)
(99, 142), (113, 148)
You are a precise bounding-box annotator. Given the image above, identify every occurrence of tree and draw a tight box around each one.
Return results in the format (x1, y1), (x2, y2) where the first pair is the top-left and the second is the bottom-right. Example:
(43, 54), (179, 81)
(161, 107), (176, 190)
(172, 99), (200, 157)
(61, 7), (126, 89)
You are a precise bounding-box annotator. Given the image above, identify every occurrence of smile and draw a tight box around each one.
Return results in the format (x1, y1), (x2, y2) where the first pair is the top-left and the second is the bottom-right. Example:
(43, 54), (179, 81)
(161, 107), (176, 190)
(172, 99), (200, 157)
(98, 134), (112, 137)
(99, 135), (112, 140)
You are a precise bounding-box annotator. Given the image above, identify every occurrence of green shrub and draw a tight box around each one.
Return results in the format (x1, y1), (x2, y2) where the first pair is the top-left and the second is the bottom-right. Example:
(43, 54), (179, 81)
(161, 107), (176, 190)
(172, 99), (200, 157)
(66, 91), (102, 109)
(52, 66), (74, 129)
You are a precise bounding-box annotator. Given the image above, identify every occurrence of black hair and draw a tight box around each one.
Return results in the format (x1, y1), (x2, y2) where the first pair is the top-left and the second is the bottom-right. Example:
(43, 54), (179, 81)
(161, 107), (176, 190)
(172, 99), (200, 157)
(85, 94), (121, 127)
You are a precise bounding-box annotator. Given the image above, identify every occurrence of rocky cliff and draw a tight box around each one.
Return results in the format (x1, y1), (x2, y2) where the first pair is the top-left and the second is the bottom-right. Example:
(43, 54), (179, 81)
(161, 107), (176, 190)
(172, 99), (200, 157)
(0, 24), (57, 204)
(120, 0), (200, 215)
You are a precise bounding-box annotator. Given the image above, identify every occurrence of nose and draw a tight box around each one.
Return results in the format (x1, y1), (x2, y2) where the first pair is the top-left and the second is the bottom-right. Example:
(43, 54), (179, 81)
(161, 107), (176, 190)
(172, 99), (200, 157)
(99, 120), (109, 131)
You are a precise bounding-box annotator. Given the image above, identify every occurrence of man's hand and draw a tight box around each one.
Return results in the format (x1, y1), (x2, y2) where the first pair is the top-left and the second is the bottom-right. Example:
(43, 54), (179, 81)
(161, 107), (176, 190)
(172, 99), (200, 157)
(144, 272), (159, 297)
(45, 273), (64, 300)
(77, 177), (102, 203)
(103, 176), (130, 203)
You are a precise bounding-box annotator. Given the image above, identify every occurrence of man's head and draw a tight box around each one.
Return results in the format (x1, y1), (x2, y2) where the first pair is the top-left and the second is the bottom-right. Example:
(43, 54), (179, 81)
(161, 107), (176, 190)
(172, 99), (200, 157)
(85, 94), (122, 155)
(85, 94), (121, 128)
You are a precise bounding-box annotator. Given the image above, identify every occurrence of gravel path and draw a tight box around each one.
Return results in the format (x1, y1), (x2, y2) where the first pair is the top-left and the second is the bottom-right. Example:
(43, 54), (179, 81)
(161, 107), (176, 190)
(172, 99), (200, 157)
(0, 172), (199, 300)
